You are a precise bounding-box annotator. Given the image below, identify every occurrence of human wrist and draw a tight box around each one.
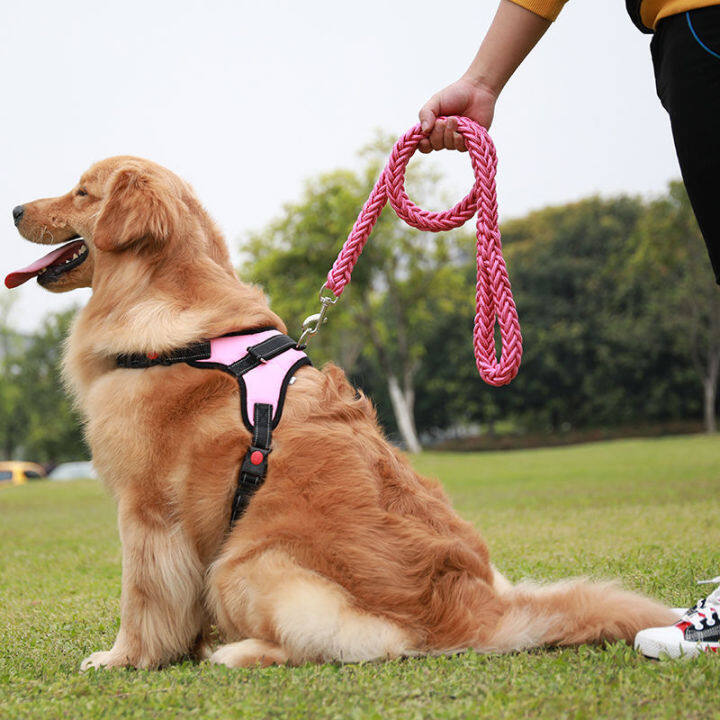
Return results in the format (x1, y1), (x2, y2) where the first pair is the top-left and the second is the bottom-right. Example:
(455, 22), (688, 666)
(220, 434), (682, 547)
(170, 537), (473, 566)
(461, 69), (503, 100)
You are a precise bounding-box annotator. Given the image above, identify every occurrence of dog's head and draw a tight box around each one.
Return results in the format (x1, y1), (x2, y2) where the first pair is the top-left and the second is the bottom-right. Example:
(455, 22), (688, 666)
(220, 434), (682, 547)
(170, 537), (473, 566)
(7, 156), (231, 293)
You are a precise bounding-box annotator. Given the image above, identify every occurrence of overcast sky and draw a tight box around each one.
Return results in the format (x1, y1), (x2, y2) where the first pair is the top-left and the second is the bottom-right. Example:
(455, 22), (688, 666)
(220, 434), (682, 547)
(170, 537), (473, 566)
(0, 1), (680, 331)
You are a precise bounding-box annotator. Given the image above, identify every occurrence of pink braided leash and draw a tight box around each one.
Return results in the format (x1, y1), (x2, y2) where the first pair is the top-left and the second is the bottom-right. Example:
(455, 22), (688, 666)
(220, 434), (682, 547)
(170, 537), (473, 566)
(318, 116), (522, 387)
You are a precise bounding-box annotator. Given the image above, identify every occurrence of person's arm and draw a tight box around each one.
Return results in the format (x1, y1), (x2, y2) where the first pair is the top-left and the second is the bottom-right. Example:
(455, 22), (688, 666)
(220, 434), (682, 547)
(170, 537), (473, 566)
(418, 0), (565, 153)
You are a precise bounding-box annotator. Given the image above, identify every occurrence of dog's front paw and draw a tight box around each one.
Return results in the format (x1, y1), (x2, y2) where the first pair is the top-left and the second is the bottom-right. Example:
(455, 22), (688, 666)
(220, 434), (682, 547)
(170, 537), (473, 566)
(80, 649), (129, 672)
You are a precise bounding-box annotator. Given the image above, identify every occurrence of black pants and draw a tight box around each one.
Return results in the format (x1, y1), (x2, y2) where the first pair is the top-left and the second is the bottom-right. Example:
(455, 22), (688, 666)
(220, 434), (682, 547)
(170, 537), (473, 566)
(652, 6), (720, 284)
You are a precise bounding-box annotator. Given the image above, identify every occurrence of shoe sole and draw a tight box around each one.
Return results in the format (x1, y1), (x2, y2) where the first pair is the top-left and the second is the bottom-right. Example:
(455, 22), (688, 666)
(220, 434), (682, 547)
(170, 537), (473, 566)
(634, 635), (719, 659)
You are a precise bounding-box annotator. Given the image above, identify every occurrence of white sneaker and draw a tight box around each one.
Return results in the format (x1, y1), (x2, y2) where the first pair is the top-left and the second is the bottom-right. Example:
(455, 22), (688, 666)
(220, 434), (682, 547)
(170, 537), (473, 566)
(634, 576), (720, 659)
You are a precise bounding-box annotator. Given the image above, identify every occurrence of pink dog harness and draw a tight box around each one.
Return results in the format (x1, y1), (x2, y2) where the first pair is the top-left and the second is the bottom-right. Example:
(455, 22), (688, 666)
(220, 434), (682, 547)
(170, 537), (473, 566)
(117, 327), (311, 525)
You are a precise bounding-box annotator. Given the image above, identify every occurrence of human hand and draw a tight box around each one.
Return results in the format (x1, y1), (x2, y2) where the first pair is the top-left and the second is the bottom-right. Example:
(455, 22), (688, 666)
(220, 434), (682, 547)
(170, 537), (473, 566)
(418, 77), (498, 153)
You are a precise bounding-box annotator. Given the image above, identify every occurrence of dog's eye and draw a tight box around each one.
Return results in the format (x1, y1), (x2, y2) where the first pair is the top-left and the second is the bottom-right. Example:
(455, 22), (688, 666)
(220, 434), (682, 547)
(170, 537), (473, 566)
(76, 188), (88, 197)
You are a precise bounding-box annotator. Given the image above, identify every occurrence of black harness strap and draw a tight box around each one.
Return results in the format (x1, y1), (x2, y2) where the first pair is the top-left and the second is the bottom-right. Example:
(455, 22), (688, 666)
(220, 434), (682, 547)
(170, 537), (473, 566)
(228, 334), (298, 375)
(117, 341), (211, 369)
(230, 403), (273, 526)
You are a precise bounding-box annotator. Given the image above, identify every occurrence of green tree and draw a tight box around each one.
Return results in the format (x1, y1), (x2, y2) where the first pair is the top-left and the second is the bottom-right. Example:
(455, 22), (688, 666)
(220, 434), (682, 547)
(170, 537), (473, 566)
(1, 307), (87, 463)
(243, 147), (712, 444)
(0, 296), (26, 459)
(485, 194), (700, 432)
(633, 181), (720, 433)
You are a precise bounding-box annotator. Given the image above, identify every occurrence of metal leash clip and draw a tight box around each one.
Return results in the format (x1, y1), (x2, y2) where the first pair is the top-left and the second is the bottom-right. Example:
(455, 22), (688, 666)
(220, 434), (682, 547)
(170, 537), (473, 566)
(297, 285), (339, 348)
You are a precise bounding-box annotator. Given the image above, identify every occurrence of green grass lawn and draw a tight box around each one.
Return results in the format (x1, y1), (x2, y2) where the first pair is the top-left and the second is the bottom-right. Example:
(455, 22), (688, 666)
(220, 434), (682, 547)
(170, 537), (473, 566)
(1, 434), (719, 719)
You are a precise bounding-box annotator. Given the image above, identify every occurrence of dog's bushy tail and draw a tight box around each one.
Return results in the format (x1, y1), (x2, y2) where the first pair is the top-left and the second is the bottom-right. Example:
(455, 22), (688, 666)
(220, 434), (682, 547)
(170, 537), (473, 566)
(480, 578), (677, 653)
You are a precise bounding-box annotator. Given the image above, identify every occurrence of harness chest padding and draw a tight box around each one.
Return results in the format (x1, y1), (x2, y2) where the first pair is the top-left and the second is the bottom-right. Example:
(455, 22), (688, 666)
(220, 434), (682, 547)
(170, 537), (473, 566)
(191, 329), (310, 433)
(116, 327), (311, 526)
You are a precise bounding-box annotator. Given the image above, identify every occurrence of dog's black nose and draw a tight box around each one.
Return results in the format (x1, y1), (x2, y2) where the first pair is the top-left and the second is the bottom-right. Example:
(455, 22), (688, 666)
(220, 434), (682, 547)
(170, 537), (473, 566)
(12, 205), (24, 226)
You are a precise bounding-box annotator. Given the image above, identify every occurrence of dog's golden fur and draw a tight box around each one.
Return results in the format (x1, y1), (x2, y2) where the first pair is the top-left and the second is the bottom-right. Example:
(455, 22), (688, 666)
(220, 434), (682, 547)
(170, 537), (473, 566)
(13, 157), (677, 670)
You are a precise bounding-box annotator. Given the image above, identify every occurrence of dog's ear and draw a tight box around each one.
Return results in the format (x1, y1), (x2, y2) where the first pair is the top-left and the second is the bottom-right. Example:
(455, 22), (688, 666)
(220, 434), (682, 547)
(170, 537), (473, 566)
(93, 163), (180, 252)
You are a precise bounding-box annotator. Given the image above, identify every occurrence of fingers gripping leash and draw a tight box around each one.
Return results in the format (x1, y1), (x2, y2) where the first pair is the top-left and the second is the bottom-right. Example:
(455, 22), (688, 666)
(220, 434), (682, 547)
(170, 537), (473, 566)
(300, 117), (522, 387)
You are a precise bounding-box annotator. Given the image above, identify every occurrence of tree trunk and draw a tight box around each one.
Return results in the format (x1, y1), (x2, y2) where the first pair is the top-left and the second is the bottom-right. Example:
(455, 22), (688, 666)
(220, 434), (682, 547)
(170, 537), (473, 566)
(702, 352), (719, 434)
(358, 294), (422, 452)
(487, 418), (496, 437)
(388, 374), (422, 453)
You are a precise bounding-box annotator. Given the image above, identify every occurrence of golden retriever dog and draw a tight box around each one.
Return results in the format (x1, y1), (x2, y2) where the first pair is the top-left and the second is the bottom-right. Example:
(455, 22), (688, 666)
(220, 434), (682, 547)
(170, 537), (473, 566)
(9, 157), (676, 670)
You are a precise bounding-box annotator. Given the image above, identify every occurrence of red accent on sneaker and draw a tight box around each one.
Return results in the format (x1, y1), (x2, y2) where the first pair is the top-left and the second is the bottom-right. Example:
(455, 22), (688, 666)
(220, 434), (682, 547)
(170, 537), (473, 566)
(676, 621), (692, 632)
(250, 450), (264, 465)
(147, 352), (159, 360)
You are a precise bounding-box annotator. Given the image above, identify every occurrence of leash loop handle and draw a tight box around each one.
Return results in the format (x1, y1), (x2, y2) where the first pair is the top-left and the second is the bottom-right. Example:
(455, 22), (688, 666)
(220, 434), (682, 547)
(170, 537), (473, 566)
(319, 117), (523, 386)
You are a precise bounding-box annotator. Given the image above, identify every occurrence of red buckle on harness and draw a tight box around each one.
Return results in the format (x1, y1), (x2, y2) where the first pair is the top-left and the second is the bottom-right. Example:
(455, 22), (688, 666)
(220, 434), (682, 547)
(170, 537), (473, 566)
(240, 445), (269, 480)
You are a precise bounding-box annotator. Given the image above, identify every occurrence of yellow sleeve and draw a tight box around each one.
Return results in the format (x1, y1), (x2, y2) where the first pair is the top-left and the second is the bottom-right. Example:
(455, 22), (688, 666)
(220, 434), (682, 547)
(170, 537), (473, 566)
(509, 0), (568, 21)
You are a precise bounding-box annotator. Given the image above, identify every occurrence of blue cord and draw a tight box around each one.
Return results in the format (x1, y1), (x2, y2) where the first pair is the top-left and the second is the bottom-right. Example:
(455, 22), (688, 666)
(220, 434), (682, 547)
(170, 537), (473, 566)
(686, 11), (720, 61)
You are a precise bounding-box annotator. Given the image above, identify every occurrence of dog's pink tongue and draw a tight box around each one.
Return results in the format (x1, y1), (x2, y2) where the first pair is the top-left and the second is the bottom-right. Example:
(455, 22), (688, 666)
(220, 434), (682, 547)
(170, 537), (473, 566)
(4, 244), (76, 289)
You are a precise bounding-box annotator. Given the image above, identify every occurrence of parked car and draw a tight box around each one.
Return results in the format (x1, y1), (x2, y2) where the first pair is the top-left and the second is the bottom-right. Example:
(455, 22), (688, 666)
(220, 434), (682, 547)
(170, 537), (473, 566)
(0, 461), (47, 488)
(47, 461), (97, 481)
